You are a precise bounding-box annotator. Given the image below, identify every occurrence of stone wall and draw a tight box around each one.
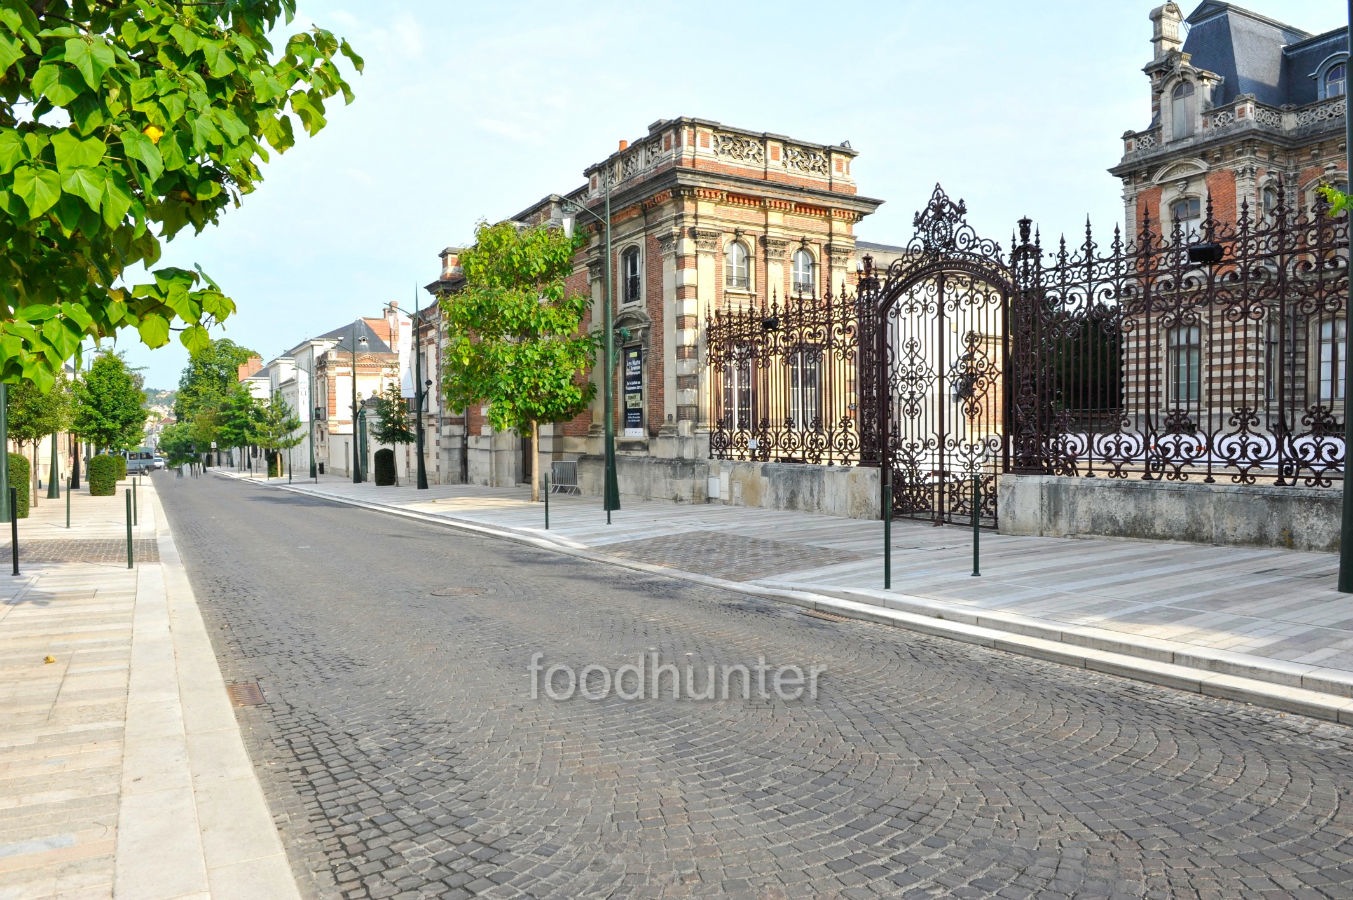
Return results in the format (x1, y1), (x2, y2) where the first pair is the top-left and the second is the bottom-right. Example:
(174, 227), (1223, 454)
(999, 474), (1340, 552)
(575, 455), (881, 519)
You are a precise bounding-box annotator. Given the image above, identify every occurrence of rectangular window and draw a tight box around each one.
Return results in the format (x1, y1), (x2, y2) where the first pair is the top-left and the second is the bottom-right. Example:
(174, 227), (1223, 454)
(789, 347), (821, 430)
(1318, 318), (1346, 404)
(1167, 325), (1201, 405)
(722, 351), (754, 430)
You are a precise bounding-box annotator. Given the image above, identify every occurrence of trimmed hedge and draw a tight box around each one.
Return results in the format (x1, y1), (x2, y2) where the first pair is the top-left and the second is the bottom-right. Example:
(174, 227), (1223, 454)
(89, 454), (119, 496)
(114, 454), (127, 480)
(373, 448), (396, 486)
(6, 453), (29, 518)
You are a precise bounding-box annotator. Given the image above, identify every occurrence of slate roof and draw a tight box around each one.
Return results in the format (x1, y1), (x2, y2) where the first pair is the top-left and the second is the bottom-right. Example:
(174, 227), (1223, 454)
(1180, 2), (1342, 108)
(316, 318), (392, 355)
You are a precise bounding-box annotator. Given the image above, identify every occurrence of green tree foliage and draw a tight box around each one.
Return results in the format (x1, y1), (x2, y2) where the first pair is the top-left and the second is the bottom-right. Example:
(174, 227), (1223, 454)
(256, 393), (302, 477)
(72, 352), (146, 452)
(441, 220), (596, 501)
(87, 452), (117, 495)
(174, 338), (255, 422)
(6, 451), (28, 516)
(214, 383), (261, 460)
(371, 381), (414, 446)
(1319, 184), (1350, 216)
(5, 371), (72, 503)
(156, 419), (195, 466)
(0, 2), (362, 388)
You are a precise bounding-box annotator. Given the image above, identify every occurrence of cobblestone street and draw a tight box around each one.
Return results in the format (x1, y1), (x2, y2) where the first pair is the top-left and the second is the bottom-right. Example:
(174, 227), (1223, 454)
(160, 476), (1353, 899)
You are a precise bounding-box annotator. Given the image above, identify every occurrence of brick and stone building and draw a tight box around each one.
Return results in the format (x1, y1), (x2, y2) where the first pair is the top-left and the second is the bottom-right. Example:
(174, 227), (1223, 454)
(1108, 2), (1348, 432)
(430, 116), (883, 495)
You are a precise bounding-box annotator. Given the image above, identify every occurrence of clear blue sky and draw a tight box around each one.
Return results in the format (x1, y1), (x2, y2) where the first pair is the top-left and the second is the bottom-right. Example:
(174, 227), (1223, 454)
(122, 0), (1349, 390)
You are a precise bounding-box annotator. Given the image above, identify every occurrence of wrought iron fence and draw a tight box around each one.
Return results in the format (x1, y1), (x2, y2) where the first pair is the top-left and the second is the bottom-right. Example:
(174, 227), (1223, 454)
(703, 183), (1348, 493)
(706, 290), (861, 465)
(1011, 185), (1349, 487)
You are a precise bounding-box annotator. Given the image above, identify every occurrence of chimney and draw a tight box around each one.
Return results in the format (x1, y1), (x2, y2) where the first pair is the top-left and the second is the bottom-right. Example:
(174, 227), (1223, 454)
(618, 139), (629, 151)
(1150, 3), (1183, 61)
(236, 355), (262, 382)
(439, 247), (463, 280)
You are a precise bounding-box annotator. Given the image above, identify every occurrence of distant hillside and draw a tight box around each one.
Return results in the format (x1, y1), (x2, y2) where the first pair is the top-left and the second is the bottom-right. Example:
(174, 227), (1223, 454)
(144, 387), (177, 408)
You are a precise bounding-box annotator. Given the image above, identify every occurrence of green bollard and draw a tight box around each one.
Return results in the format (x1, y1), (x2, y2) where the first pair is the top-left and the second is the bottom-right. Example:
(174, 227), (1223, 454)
(544, 474), (550, 530)
(972, 472), (981, 577)
(883, 482), (892, 590)
(125, 489), (133, 569)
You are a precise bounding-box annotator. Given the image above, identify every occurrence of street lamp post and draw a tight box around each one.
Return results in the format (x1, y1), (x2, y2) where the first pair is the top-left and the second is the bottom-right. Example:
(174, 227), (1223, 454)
(351, 322), (368, 483)
(385, 294), (430, 490)
(560, 176), (621, 523)
(291, 360), (319, 482)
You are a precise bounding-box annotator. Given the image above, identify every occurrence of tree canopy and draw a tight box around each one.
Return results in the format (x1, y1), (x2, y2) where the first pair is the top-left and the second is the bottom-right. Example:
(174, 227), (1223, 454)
(174, 337), (255, 421)
(72, 351), (146, 451)
(6, 370), (71, 445)
(0, 1), (362, 388)
(441, 219), (596, 501)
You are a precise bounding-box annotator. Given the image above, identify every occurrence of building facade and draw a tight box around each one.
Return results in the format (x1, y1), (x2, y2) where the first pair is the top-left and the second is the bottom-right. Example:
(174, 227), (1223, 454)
(430, 116), (883, 494)
(1107, 2), (1348, 436)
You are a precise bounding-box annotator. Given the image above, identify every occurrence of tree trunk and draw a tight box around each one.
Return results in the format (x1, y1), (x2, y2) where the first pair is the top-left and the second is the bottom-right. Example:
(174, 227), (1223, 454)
(530, 420), (540, 503)
(30, 441), (38, 507)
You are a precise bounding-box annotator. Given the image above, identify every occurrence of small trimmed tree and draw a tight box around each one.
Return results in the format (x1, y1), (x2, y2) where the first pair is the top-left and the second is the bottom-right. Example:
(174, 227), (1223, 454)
(87, 453), (118, 496)
(441, 220), (596, 502)
(6, 453), (29, 517)
(257, 394), (303, 478)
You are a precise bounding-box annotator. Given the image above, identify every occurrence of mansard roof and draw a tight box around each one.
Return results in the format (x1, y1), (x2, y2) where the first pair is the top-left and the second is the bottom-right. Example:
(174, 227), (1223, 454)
(1180, 2), (1341, 107)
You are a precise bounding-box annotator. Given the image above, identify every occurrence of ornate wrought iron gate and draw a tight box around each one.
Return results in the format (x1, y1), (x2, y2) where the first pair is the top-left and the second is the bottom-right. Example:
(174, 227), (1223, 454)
(858, 186), (1013, 527)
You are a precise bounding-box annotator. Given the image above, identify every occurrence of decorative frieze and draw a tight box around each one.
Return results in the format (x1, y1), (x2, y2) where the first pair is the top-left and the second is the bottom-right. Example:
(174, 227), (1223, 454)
(783, 145), (829, 175)
(657, 231), (680, 257)
(825, 243), (853, 265)
(714, 132), (765, 164)
(691, 228), (722, 253)
(762, 237), (791, 258)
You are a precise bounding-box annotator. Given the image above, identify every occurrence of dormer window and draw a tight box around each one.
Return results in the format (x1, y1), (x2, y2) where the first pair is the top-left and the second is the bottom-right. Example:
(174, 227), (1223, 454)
(620, 246), (641, 304)
(1326, 62), (1347, 99)
(725, 240), (750, 291)
(1171, 81), (1195, 140)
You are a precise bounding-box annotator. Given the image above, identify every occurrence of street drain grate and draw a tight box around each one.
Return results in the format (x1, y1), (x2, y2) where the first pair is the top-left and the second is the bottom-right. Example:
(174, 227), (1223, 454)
(801, 609), (850, 623)
(226, 682), (265, 707)
(430, 587), (486, 597)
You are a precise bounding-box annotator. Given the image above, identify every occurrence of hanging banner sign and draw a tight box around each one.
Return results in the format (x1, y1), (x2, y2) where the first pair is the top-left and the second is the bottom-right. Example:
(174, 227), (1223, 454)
(623, 347), (644, 438)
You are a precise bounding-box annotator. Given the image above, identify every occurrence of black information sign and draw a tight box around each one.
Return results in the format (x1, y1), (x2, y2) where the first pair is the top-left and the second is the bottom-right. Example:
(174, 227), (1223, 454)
(623, 347), (643, 437)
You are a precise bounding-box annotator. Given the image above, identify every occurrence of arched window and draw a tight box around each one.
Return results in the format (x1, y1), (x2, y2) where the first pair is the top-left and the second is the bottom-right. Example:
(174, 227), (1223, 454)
(791, 249), (815, 295)
(620, 246), (641, 303)
(1261, 185), (1278, 218)
(1171, 81), (1195, 140)
(1169, 196), (1201, 235)
(1326, 62), (1347, 99)
(725, 240), (750, 291)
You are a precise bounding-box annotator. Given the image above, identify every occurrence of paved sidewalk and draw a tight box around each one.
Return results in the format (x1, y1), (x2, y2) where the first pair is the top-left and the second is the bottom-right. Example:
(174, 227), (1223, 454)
(0, 473), (296, 899)
(228, 470), (1353, 725)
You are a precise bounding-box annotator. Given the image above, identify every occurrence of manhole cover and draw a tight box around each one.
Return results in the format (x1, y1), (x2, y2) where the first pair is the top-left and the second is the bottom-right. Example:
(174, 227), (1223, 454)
(430, 587), (486, 597)
(226, 682), (265, 707)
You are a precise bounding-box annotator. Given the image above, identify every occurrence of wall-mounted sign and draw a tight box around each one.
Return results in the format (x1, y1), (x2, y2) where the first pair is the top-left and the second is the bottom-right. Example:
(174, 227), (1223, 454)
(623, 347), (644, 438)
